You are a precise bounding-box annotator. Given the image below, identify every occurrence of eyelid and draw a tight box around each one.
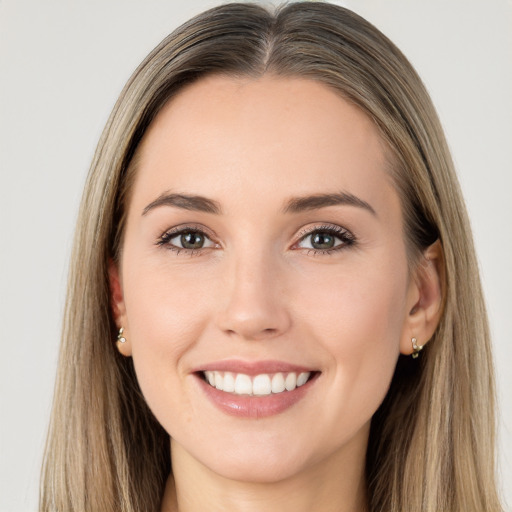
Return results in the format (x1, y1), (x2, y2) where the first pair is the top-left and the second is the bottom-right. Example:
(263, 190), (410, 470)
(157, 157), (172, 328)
(158, 223), (217, 239)
(293, 223), (356, 252)
(156, 223), (220, 252)
(296, 223), (354, 240)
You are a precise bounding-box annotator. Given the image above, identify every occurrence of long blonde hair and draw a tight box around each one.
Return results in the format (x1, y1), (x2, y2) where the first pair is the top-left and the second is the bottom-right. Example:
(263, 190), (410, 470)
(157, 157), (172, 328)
(40, 3), (502, 511)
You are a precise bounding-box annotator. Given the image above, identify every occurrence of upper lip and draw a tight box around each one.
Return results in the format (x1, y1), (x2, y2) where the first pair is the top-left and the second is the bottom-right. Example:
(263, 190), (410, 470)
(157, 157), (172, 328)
(192, 359), (317, 376)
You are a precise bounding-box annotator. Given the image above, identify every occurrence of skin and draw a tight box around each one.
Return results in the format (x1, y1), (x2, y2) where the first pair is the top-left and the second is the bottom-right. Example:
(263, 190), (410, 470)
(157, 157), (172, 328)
(110, 75), (442, 512)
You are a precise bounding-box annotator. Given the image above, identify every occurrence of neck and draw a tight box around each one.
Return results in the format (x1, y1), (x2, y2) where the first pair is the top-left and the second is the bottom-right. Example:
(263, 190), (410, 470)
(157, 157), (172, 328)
(161, 436), (368, 512)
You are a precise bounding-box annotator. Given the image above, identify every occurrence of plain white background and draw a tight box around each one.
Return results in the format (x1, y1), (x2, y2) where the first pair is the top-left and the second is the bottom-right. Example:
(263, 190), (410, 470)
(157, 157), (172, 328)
(0, 1), (511, 510)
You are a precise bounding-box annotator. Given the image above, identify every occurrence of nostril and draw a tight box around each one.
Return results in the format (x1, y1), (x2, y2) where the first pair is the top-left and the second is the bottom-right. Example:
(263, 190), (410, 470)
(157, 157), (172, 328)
(222, 325), (282, 341)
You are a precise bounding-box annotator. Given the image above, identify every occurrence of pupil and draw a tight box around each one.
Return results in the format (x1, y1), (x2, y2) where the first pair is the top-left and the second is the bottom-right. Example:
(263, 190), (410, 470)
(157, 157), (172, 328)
(181, 232), (204, 249)
(312, 232), (334, 249)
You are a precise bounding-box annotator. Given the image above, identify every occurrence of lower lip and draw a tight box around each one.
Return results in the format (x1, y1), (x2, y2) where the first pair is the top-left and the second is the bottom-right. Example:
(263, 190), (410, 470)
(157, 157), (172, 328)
(195, 373), (318, 418)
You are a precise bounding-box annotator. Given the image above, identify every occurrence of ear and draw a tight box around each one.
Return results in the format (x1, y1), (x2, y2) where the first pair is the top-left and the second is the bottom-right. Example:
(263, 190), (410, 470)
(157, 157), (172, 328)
(108, 259), (132, 357)
(400, 240), (444, 356)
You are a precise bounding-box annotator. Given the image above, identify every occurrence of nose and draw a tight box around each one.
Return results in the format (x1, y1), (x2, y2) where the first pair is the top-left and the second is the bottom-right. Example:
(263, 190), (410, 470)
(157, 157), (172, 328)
(215, 250), (291, 341)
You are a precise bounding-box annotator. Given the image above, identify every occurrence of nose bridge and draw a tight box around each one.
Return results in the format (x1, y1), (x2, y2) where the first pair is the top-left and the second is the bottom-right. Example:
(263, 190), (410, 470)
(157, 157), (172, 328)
(216, 243), (290, 340)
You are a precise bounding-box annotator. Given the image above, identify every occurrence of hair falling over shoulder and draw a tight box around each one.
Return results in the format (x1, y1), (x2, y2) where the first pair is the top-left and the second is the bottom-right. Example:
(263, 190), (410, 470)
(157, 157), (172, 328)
(40, 2), (503, 511)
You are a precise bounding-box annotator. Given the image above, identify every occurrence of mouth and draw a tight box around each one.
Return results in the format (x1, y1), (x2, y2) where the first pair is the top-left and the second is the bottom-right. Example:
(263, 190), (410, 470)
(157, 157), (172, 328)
(193, 362), (320, 418)
(200, 370), (318, 396)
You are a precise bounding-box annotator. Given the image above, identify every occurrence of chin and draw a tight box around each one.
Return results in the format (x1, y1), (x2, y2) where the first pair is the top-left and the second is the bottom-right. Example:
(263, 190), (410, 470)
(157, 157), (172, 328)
(207, 454), (308, 484)
(174, 432), (312, 484)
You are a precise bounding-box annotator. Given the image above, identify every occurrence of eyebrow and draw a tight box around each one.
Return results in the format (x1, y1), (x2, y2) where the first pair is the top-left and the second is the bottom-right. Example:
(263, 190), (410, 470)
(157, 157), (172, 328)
(283, 192), (376, 216)
(142, 190), (376, 217)
(142, 192), (222, 216)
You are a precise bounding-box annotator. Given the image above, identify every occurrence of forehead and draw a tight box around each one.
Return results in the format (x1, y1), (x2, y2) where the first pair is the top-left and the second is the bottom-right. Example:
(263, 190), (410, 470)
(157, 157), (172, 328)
(131, 74), (396, 217)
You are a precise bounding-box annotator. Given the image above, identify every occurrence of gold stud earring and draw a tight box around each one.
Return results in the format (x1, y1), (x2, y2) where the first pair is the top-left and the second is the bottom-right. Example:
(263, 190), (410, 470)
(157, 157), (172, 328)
(117, 327), (126, 344)
(411, 337), (423, 359)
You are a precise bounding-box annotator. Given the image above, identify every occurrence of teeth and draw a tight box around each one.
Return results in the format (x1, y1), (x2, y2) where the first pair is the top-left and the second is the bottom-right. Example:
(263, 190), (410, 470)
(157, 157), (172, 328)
(285, 372), (296, 391)
(223, 372), (235, 392)
(203, 371), (312, 396)
(271, 373), (285, 393)
(205, 371), (215, 386)
(297, 372), (309, 387)
(234, 374), (252, 395)
(253, 374), (272, 396)
(214, 372), (224, 390)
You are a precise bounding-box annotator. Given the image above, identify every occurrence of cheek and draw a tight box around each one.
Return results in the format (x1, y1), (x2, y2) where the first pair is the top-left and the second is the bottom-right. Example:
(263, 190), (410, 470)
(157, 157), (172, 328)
(122, 241), (218, 343)
(297, 255), (408, 347)
(120, 258), (213, 420)
(294, 256), (408, 426)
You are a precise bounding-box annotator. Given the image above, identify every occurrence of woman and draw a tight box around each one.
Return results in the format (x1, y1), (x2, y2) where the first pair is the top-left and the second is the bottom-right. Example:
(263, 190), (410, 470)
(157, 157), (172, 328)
(40, 2), (502, 511)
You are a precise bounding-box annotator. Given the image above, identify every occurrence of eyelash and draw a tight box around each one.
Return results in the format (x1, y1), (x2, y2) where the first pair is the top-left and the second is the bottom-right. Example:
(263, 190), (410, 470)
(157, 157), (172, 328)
(156, 225), (216, 256)
(295, 224), (356, 255)
(156, 224), (356, 256)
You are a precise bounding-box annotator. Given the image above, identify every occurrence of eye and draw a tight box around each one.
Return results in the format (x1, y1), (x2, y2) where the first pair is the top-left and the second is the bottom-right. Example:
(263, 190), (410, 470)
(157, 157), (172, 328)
(296, 225), (355, 253)
(157, 227), (216, 252)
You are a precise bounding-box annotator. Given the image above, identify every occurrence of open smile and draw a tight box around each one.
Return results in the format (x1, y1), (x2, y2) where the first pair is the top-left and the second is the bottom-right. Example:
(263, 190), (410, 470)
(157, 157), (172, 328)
(193, 361), (320, 418)
(202, 370), (314, 396)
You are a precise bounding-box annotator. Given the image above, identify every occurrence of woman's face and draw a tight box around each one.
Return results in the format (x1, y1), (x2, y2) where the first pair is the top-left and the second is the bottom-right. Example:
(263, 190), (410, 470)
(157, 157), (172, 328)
(113, 75), (421, 483)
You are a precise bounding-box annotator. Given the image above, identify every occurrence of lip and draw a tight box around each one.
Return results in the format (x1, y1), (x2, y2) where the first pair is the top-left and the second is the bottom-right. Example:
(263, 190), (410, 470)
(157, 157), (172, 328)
(192, 360), (320, 419)
(193, 359), (315, 376)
